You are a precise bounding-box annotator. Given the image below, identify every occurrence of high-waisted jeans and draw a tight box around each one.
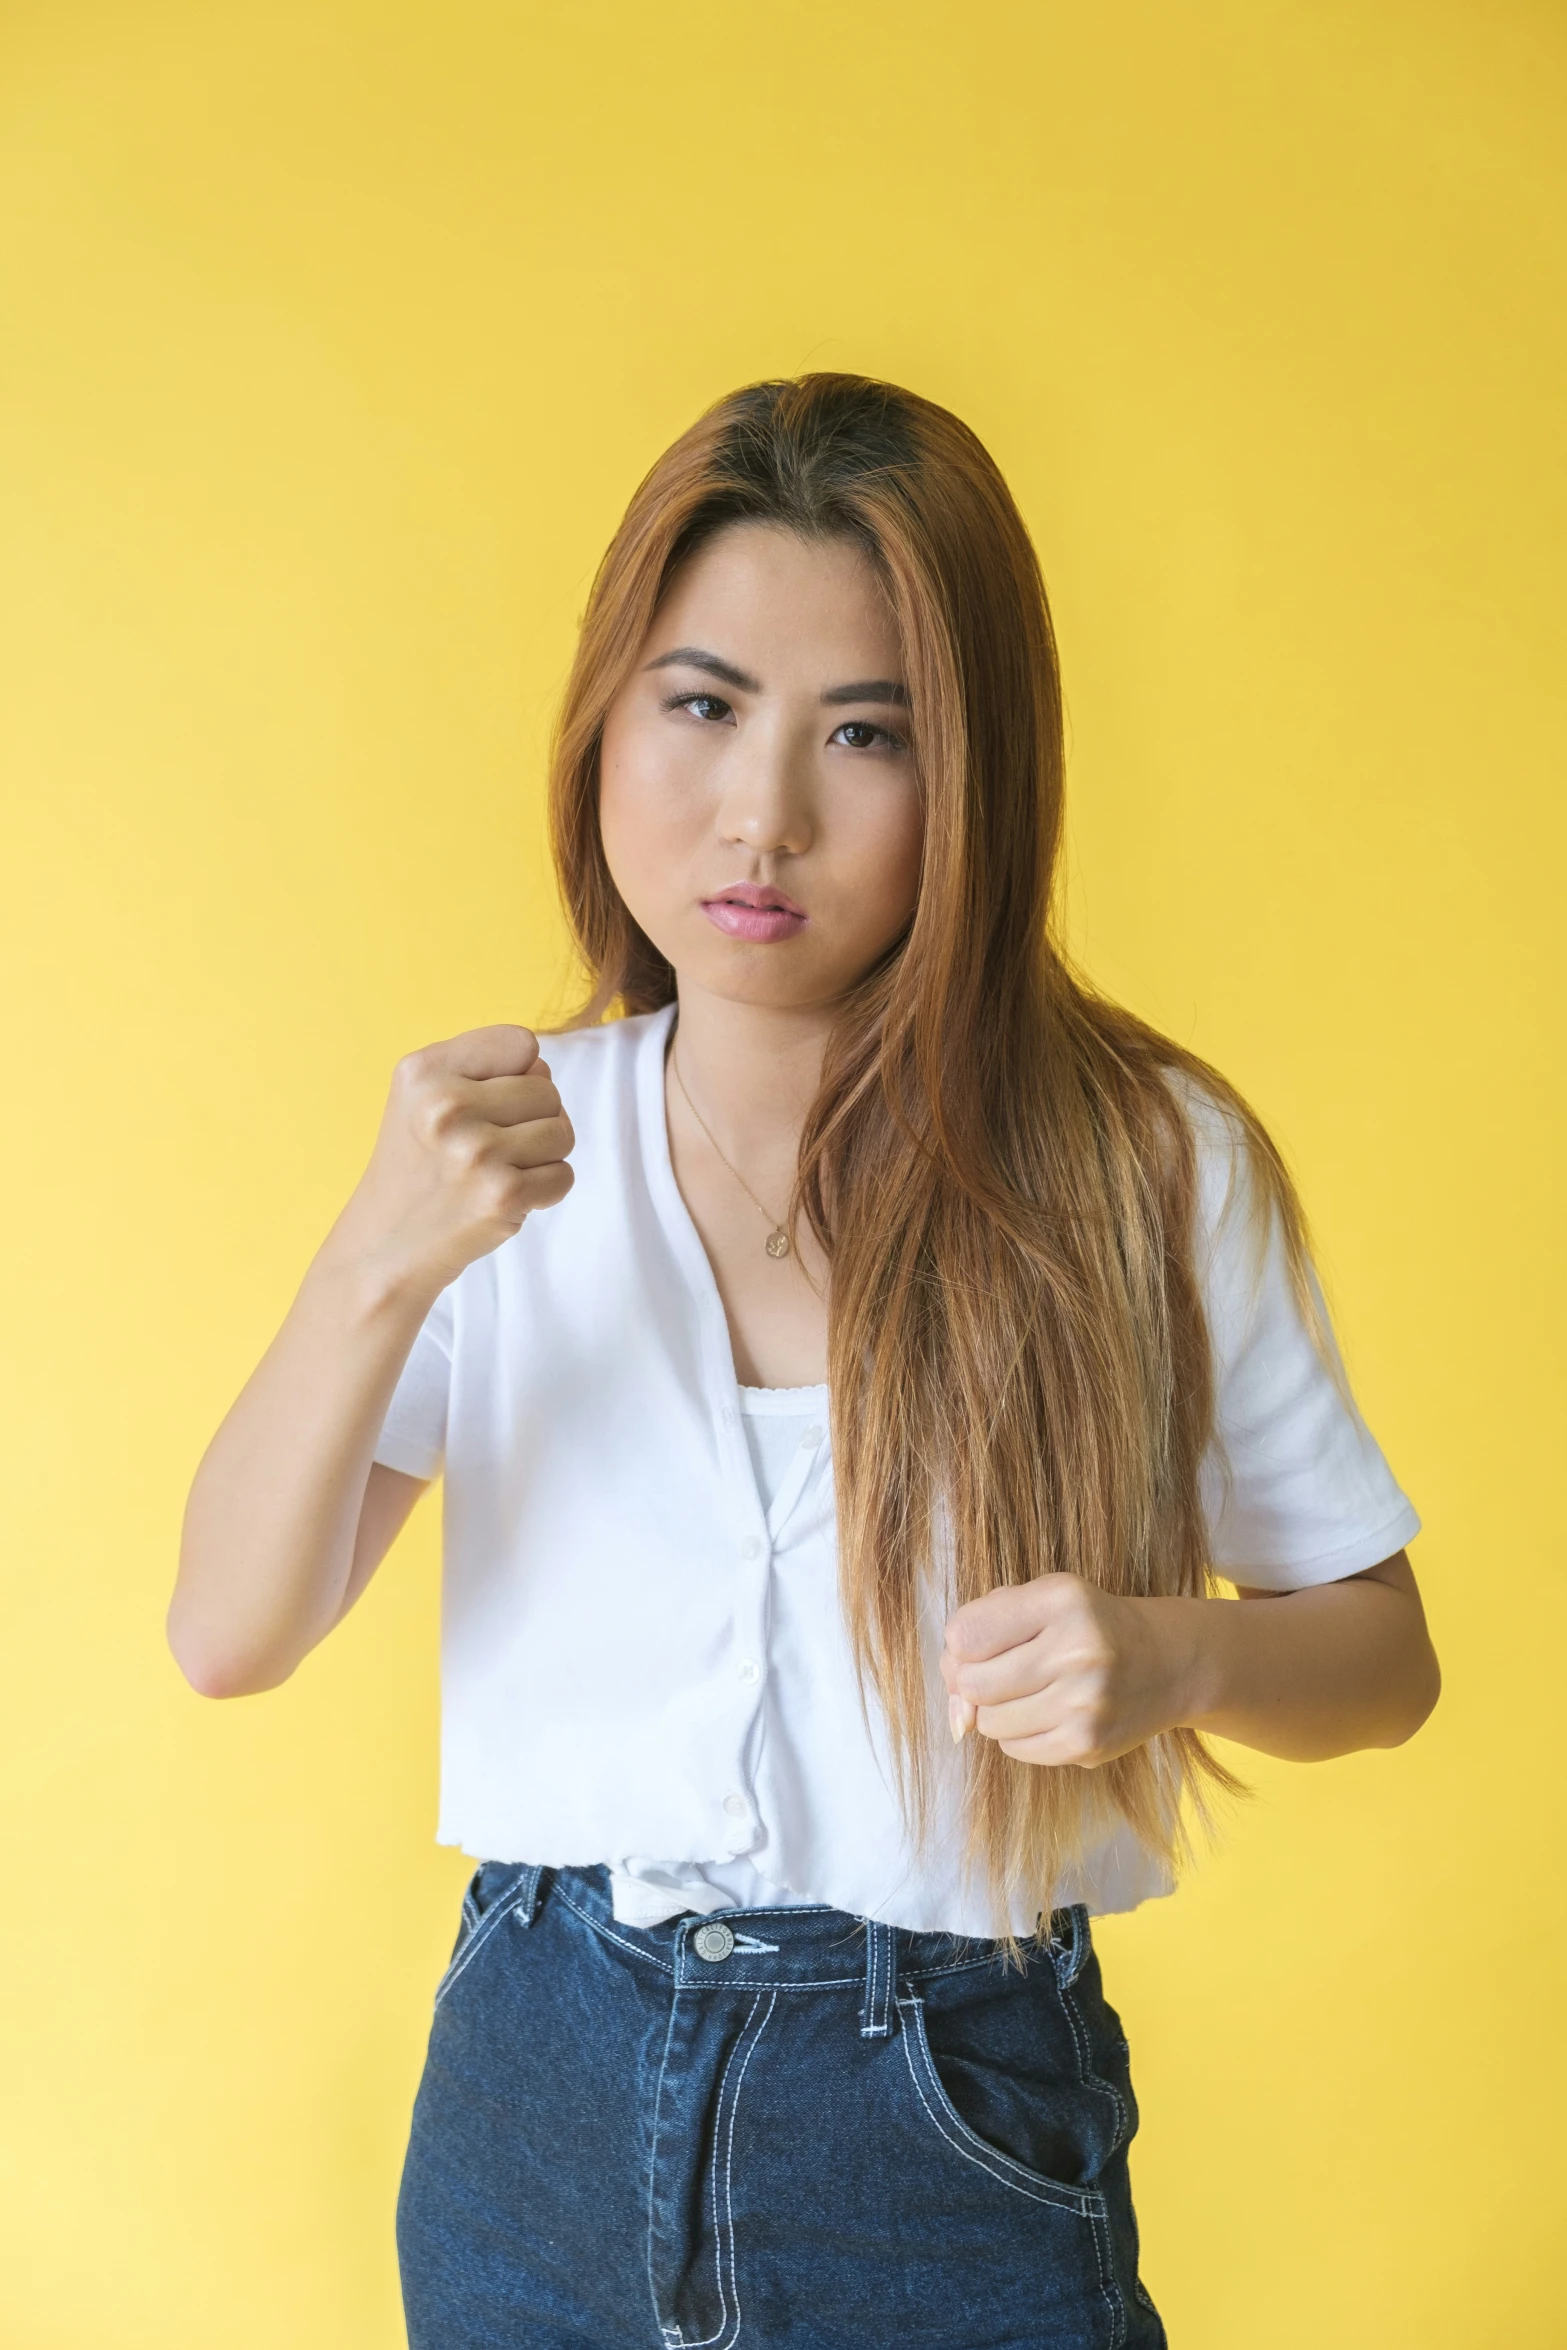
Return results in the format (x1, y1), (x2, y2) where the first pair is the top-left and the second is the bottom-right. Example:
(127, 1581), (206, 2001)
(397, 1862), (1165, 2349)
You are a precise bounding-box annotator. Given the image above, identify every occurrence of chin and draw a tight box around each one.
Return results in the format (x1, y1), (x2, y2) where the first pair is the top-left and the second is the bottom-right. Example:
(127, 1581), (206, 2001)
(676, 942), (838, 1014)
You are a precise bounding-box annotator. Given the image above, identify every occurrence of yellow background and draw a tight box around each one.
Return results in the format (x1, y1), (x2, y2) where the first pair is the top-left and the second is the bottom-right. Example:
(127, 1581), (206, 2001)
(2, 2), (1562, 2342)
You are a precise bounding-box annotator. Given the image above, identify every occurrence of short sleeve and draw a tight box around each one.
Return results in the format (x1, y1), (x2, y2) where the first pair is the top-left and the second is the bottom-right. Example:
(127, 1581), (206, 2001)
(371, 1284), (454, 1481)
(1185, 1088), (1421, 1590)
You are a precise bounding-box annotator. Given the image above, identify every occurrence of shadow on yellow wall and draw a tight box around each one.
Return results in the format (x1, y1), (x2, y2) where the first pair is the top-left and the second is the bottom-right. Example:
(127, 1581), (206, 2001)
(1, 1), (1562, 2342)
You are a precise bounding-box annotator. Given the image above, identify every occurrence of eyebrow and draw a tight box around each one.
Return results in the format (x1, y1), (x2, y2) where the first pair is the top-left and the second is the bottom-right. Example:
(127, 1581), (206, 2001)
(819, 678), (909, 708)
(645, 646), (910, 709)
(644, 646), (761, 692)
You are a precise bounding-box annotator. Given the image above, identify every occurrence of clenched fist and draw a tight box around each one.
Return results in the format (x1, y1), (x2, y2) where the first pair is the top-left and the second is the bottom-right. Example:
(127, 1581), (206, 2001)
(940, 1575), (1197, 1768)
(331, 1025), (575, 1301)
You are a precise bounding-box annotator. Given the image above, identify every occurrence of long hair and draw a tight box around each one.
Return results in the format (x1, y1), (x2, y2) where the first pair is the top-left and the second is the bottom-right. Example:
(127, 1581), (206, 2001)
(549, 374), (1314, 1927)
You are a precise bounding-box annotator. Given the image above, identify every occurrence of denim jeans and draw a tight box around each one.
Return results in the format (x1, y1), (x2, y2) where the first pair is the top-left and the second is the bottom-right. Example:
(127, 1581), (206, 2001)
(397, 1863), (1165, 2349)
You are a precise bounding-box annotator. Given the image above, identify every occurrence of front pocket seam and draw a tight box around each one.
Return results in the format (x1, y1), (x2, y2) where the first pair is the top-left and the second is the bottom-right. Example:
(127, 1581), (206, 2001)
(432, 1877), (535, 2009)
(902, 1952), (1006, 1984)
(1058, 1969), (1131, 2153)
(896, 1994), (1108, 2220)
(553, 1889), (678, 1977)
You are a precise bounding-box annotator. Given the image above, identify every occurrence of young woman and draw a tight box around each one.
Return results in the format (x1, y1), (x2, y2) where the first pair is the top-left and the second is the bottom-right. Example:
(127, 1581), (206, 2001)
(171, 374), (1438, 2349)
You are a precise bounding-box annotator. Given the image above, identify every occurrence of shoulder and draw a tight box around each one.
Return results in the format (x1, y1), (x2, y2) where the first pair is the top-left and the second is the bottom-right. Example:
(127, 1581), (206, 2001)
(1154, 1064), (1302, 1357)
(1157, 1066), (1258, 1246)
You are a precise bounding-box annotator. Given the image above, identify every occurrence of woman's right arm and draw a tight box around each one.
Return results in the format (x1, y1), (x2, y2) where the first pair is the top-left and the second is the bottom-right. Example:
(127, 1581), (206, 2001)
(168, 1026), (574, 1697)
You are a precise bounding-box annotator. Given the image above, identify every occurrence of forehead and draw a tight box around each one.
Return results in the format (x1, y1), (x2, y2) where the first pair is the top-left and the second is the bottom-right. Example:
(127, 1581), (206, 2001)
(649, 524), (899, 672)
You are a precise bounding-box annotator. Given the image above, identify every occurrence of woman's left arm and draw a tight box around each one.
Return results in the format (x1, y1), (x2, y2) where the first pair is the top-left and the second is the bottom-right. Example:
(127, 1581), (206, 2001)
(940, 1551), (1441, 1767)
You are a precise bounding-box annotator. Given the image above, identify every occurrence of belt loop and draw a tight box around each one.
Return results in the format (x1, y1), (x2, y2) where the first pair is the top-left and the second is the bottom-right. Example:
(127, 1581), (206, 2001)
(511, 1863), (546, 1928)
(1049, 1901), (1089, 1986)
(859, 1918), (896, 2039)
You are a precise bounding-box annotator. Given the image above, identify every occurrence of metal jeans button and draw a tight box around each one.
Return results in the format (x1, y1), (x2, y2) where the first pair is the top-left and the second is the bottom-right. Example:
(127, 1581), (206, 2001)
(692, 1922), (736, 1963)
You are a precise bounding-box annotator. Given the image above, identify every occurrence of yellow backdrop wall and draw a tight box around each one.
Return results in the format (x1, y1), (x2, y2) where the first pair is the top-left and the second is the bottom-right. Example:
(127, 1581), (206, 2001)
(2, 2), (1562, 2342)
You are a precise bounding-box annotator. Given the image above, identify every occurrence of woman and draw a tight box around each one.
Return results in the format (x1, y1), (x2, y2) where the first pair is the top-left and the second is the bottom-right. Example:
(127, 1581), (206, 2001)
(171, 374), (1438, 2348)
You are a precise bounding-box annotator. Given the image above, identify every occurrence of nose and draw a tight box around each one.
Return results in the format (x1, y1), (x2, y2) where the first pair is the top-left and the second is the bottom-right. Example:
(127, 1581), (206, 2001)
(714, 721), (814, 857)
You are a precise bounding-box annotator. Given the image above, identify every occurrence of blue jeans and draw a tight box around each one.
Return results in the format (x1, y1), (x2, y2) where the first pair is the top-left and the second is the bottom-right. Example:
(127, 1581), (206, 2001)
(397, 1863), (1165, 2349)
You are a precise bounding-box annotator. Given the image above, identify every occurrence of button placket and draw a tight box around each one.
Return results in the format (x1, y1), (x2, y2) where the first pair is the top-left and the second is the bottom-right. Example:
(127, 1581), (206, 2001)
(731, 1523), (769, 1739)
(720, 1380), (803, 1880)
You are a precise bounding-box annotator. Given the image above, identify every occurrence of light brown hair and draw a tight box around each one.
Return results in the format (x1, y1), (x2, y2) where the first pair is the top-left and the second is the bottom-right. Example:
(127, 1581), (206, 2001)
(550, 374), (1313, 1927)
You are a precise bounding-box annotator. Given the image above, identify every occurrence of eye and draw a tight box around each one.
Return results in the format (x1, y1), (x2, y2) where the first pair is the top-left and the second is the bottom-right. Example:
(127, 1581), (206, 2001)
(830, 719), (904, 753)
(665, 691), (735, 725)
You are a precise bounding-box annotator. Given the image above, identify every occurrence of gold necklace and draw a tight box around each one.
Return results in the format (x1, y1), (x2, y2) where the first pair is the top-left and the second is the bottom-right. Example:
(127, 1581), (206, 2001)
(670, 1047), (792, 1260)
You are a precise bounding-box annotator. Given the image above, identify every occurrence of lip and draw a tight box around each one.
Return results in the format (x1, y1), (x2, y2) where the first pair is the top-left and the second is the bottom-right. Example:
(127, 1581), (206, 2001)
(700, 882), (808, 944)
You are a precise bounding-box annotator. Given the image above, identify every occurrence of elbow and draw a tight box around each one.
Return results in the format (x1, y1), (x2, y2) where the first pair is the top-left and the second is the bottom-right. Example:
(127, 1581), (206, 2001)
(1382, 1642), (1443, 1748)
(165, 1599), (295, 1701)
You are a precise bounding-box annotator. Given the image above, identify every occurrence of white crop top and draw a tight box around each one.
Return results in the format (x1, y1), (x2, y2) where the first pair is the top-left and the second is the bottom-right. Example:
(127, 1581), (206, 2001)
(373, 1003), (1420, 1936)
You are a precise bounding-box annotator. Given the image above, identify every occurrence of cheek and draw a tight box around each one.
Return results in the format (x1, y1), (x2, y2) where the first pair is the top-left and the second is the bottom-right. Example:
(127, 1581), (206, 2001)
(848, 785), (925, 928)
(893, 800), (926, 903)
(598, 723), (692, 915)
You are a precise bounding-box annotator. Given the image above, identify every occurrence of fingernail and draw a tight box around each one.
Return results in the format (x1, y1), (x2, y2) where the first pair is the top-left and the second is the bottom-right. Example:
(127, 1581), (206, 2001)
(948, 1694), (974, 1743)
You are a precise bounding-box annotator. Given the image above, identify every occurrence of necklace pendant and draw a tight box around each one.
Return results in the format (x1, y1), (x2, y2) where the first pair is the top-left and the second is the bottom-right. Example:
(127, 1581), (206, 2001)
(765, 1228), (791, 1260)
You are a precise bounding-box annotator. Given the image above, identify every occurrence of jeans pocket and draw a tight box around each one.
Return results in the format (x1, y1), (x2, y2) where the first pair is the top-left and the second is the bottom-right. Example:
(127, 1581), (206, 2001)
(896, 1991), (1109, 2217)
(433, 1861), (528, 2009)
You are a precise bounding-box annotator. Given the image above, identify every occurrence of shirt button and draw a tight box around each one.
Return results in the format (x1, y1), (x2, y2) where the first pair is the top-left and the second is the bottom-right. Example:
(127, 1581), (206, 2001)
(736, 1658), (761, 1685)
(740, 1536), (762, 1561)
(802, 1424), (823, 1447)
(693, 1921), (735, 1963)
(722, 1791), (748, 1818)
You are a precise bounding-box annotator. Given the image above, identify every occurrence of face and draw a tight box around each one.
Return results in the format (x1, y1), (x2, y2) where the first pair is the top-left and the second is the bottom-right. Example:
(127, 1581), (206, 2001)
(598, 524), (923, 1016)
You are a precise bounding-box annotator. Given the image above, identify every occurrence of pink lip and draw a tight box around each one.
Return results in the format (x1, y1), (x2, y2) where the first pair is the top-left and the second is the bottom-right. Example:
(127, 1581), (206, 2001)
(700, 883), (808, 944)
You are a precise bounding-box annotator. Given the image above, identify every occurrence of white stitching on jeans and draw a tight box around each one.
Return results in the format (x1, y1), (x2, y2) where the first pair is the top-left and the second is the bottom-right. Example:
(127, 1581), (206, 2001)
(555, 1889), (677, 1976)
(432, 1879), (536, 2008)
(1058, 1949), (1130, 2149)
(902, 1953), (1001, 1983)
(862, 1920), (893, 2037)
(1054, 1955), (1130, 2345)
(1044, 1927), (1130, 2344)
(646, 1992), (684, 2339)
(895, 1995), (1105, 2218)
(682, 1974), (861, 1991)
(715, 1991), (774, 2350)
(678, 1990), (775, 2350)
(1088, 2194), (1127, 2349)
(698, 1905), (836, 1920)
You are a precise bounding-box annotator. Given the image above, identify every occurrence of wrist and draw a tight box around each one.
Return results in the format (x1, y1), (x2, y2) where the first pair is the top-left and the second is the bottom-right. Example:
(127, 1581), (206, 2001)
(1142, 1595), (1229, 1734)
(308, 1223), (447, 1329)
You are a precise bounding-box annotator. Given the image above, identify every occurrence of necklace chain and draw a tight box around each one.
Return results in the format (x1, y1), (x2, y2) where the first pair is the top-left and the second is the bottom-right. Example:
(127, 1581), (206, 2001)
(670, 1046), (792, 1260)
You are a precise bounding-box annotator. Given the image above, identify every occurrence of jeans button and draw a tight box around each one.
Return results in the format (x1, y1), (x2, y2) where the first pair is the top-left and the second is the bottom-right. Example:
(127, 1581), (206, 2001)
(693, 1922), (736, 1963)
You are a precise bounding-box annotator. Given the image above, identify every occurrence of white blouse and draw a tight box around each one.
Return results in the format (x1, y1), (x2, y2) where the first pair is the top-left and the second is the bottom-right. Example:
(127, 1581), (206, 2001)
(373, 1003), (1420, 1936)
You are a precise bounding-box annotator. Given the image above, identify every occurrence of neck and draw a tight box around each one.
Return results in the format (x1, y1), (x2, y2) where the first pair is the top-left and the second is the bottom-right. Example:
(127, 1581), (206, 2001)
(669, 980), (832, 1157)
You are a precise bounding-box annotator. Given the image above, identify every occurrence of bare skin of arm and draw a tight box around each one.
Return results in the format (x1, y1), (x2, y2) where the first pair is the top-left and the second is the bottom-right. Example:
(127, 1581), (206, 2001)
(168, 1026), (573, 1698)
(172, 1260), (433, 1696)
(940, 1550), (1440, 1767)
